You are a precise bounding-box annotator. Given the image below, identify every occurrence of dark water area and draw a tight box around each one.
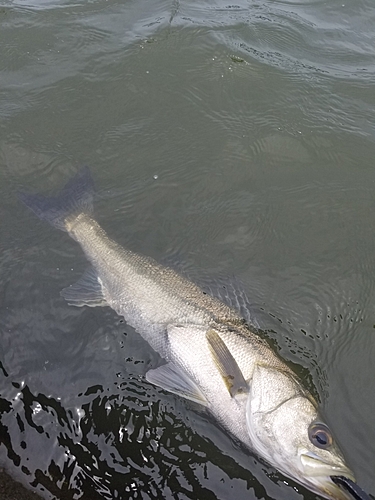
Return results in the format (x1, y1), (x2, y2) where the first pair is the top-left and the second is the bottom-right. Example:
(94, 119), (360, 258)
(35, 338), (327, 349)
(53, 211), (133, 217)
(1, 0), (375, 498)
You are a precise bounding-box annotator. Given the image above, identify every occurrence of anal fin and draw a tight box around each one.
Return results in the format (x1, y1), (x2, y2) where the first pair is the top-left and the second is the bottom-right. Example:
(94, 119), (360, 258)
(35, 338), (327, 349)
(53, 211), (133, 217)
(61, 267), (108, 307)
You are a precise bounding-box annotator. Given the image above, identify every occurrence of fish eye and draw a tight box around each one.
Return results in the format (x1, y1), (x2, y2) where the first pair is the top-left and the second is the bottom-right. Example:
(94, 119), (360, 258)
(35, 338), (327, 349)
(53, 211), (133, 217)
(308, 422), (333, 449)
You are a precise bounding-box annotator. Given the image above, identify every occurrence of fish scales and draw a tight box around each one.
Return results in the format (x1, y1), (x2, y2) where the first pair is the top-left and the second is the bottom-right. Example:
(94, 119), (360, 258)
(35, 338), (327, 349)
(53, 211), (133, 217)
(19, 167), (370, 500)
(70, 214), (287, 378)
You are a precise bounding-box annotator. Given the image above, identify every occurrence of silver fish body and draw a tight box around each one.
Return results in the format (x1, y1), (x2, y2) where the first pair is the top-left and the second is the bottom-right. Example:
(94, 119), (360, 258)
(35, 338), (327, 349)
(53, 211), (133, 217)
(20, 168), (368, 500)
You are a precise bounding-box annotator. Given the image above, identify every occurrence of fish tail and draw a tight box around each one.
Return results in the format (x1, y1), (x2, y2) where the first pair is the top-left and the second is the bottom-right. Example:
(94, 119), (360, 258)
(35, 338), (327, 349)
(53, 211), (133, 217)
(18, 166), (94, 232)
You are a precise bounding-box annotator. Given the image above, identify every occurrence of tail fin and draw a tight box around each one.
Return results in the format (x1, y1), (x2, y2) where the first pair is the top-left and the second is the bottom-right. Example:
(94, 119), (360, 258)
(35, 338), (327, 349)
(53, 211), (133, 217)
(18, 167), (94, 231)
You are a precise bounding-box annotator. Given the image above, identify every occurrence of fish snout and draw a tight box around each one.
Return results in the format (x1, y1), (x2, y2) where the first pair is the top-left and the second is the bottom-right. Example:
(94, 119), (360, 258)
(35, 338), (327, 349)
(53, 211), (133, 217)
(299, 451), (371, 500)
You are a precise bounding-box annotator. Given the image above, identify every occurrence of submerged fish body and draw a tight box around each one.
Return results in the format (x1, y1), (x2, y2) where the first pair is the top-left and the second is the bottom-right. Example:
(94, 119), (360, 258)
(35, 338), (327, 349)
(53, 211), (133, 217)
(20, 168), (368, 500)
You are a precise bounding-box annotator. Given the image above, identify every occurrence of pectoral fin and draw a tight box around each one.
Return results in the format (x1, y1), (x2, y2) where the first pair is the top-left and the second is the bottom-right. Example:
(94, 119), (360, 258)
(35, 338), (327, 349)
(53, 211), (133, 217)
(146, 363), (208, 406)
(61, 267), (108, 307)
(206, 329), (248, 397)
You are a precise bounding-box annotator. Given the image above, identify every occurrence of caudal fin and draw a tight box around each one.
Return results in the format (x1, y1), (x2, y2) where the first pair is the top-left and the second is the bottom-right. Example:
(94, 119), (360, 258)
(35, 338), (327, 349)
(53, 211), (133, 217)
(19, 166), (94, 231)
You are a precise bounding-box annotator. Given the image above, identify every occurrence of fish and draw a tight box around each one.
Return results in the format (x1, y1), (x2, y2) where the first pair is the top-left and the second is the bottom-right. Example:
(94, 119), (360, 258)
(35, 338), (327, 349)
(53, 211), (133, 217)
(19, 167), (371, 500)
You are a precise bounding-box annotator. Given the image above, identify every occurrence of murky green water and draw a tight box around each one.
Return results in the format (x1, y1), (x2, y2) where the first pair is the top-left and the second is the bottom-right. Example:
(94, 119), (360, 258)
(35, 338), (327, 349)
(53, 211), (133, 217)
(1, 0), (375, 498)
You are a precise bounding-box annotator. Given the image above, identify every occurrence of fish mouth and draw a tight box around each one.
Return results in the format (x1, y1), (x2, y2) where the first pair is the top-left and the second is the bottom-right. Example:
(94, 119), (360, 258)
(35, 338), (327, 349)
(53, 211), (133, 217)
(330, 476), (372, 500)
(299, 452), (356, 499)
(299, 453), (371, 500)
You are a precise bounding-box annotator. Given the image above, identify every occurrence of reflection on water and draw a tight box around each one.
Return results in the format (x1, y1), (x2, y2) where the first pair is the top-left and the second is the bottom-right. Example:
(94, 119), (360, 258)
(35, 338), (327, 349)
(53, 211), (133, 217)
(0, 368), (308, 499)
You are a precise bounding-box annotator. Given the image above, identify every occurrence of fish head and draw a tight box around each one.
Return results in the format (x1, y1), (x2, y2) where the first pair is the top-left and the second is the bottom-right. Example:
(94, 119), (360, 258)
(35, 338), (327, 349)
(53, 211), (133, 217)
(246, 364), (355, 499)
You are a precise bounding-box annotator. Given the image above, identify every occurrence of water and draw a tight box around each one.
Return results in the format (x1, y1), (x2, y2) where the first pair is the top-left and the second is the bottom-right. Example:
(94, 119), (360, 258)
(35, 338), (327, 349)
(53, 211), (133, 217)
(1, 0), (375, 498)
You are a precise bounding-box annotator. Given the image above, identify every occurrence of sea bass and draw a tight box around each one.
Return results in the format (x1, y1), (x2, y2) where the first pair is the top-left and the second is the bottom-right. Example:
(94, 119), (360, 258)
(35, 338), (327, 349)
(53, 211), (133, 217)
(19, 168), (369, 500)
